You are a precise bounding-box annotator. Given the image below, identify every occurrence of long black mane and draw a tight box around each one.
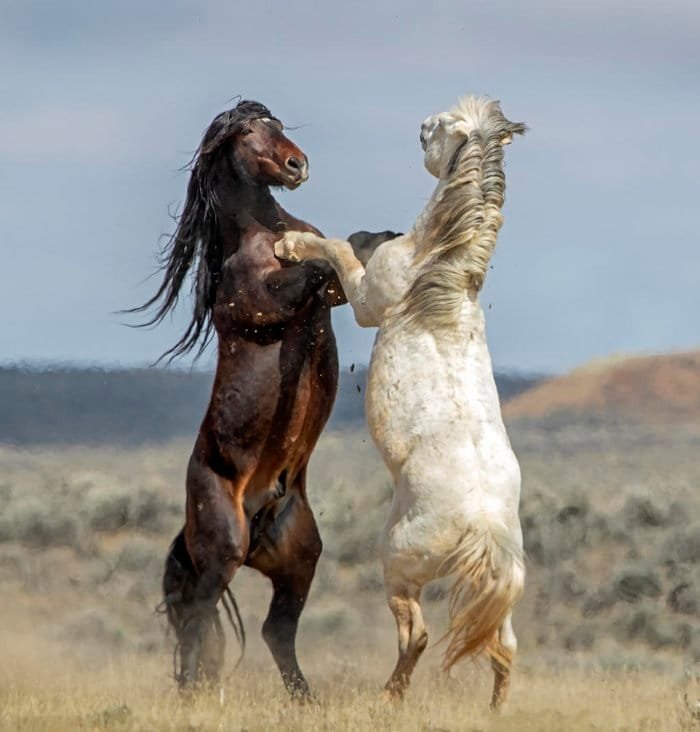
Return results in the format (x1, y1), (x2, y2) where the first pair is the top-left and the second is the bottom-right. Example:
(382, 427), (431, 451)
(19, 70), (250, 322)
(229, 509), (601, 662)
(128, 100), (279, 362)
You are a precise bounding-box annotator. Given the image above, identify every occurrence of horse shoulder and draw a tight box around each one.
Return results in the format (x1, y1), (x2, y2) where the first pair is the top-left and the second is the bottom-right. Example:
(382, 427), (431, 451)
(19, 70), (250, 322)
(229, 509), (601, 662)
(218, 229), (311, 325)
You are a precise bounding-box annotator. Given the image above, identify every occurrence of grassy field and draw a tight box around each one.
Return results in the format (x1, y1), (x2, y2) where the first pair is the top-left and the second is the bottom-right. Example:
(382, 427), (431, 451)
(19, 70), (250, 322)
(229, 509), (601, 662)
(0, 423), (699, 729)
(2, 657), (696, 731)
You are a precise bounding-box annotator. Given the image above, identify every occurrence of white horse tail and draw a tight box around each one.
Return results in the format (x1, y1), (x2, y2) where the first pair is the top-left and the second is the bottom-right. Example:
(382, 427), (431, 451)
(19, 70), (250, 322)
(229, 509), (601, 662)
(442, 516), (524, 673)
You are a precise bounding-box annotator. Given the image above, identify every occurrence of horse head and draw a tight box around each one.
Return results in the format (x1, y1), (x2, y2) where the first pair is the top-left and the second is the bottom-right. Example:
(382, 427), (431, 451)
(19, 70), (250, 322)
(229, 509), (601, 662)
(128, 100), (310, 361)
(420, 99), (526, 179)
(196, 100), (309, 191)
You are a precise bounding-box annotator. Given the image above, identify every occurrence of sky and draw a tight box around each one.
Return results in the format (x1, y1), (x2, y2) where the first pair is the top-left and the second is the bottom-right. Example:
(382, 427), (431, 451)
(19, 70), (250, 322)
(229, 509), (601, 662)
(1, 0), (698, 374)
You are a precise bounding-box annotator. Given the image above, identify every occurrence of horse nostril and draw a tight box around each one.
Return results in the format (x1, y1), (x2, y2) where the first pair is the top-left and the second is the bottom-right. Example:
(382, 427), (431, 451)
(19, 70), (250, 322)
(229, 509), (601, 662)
(286, 156), (302, 173)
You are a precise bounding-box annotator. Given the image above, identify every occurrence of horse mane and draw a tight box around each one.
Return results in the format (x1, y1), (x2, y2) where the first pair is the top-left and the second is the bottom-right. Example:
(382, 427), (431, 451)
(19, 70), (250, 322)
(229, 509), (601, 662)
(127, 99), (279, 362)
(401, 97), (527, 329)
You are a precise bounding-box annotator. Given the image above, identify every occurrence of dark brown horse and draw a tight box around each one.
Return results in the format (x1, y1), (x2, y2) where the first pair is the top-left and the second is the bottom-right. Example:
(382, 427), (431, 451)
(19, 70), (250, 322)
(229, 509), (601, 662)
(132, 99), (397, 698)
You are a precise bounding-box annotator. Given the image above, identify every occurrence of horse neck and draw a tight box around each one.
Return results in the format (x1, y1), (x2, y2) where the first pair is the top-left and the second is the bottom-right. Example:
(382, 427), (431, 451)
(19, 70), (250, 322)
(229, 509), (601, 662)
(215, 176), (280, 252)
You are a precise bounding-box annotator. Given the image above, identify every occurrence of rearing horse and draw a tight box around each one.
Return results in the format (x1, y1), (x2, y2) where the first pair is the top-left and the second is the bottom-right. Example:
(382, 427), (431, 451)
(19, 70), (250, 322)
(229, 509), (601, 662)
(276, 97), (527, 709)
(132, 99), (396, 696)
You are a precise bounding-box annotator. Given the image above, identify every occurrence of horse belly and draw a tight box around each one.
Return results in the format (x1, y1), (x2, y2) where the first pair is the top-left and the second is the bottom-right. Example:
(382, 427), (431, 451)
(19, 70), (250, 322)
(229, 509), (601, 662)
(259, 320), (338, 478)
(367, 321), (521, 527)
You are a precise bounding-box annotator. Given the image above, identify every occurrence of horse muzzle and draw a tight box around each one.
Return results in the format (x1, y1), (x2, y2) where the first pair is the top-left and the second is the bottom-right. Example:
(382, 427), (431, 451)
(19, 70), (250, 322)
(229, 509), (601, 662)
(283, 156), (309, 189)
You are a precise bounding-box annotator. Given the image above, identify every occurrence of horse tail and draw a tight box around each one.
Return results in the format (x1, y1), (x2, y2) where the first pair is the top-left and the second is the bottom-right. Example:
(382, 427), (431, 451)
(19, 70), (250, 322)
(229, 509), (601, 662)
(221, 586), (246, 668)
(160, 529), (246, 670)
(441, 516), (524, 673)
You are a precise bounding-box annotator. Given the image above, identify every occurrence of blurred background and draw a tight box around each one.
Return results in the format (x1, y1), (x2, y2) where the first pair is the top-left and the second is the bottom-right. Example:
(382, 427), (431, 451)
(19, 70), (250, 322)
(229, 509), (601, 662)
(0, 2), (698, 727)
(2, 0), (699, 370)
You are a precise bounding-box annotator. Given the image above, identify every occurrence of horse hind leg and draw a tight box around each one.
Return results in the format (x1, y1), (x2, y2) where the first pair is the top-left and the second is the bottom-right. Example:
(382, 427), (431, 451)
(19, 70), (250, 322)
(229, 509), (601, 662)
(162, 528), (198, 678)
(170, 456), (249, 690)
(162, 528), (226, 686)
(246, 486), (322, 700)
(199, 613), (226, 682)
(382, 582), (428, 701)
(489, 612), (518, 711)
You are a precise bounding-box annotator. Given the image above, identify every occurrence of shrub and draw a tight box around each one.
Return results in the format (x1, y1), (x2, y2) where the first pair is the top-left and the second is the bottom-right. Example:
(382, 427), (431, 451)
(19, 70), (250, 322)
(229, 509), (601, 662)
(60, 609), (126, 648)
(613, 567), (662, 603)
(660, 524), (700, 565)
(522, 495), (602, 567)
(622, 496), (667, 529)
(128, 488), (167, 532)
(582, 589), (617, 617)
(563, 624), (596, 651)
(549, 569), (587, 605)
(613, 610), (689, 649)
(667, 582), (700, 615)
(0, 500), (81, 549)
(86, 490), (131, 532)
(116, 540), (162, 575)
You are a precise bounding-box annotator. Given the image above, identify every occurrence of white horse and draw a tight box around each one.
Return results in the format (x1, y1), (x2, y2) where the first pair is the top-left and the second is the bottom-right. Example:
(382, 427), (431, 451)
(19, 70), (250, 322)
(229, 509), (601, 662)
(275, 96), (527, 709)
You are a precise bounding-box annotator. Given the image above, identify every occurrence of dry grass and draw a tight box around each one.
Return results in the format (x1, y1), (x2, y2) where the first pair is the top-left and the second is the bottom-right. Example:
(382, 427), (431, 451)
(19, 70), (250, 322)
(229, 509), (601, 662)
(0, 424), (699, 730)
(1, 652), (697, 731)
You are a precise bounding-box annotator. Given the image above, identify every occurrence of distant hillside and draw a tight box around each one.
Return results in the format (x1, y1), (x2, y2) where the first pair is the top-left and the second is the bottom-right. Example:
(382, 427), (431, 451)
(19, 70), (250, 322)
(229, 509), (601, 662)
(0, 365), (540, 446)
(504, 350), (700, 425)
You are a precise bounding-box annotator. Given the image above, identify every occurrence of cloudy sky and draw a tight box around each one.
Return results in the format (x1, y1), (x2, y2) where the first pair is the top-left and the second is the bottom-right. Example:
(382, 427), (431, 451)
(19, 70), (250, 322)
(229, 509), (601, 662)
(1, 1), (698, 373)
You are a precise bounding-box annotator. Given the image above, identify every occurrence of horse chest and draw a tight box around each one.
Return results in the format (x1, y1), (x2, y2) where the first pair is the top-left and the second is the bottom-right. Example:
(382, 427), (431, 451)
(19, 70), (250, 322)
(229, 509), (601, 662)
(366, 312), (504, 469)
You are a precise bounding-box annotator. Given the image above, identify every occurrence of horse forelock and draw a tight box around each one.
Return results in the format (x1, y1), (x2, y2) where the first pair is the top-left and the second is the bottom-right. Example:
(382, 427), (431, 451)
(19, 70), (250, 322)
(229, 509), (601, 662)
(196, 100), (279, 162)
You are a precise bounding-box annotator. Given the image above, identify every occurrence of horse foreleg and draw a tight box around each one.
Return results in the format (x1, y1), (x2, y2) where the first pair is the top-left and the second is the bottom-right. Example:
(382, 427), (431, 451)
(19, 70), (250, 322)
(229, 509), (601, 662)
(275, 232), (380, 327)
(382, 583), (428, 701)
(246, 490), (322, 700)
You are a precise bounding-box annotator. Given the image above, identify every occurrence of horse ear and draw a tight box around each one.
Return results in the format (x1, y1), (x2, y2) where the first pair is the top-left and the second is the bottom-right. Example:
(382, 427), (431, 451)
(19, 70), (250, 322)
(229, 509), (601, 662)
(445, 119), (471, 138)
(501, 122), (527, 145)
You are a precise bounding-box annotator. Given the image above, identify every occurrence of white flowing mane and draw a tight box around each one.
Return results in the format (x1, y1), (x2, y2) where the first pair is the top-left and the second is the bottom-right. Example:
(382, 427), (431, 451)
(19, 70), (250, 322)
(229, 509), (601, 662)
(401, 97), (526, 328)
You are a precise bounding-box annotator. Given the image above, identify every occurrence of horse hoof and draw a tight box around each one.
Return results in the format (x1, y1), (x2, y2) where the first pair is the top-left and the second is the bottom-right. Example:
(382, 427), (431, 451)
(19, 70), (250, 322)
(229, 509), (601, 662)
(289, 690), (319, 707)
(380, 688), (403, 704)
(177, 680), (198, 701)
